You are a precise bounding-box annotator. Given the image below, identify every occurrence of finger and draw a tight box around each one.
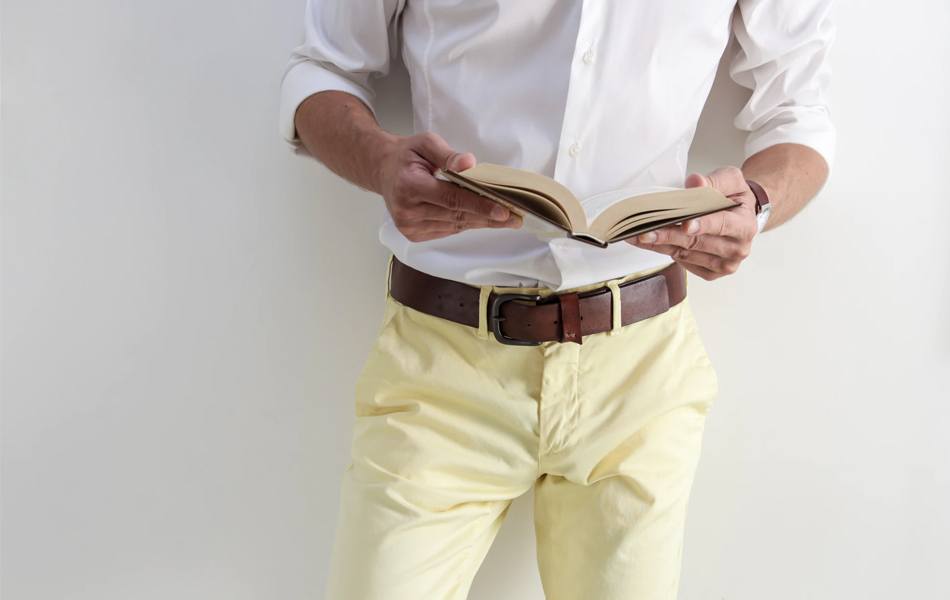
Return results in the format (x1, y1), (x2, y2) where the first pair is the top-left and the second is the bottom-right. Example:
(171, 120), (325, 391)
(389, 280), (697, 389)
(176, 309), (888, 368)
(636, 225), (698, 249)
(634, 233), (747, 259)
(638, 212), (753, 246)
(710, 168), (747, 194)
(631, 238), (739, 272)
(447, 151), (476, 172)
(634, 226), (684, 247)
(409, 202), (523, 228)
(680, 262), (721, 281)
(684, 172), (711, 190)
(627, 241), (727, 280)
(413, 132), (476, 172)
(629, 242), (680, 257)
(452, 213), (522, 230)
(401, 220), (520, 242)
(417, 177), (513, 221)
(669, 248), (741, 275)
(690, 234), (749, 259)
(686, 166), (756, 210)
(401, 214), (522, 237)
(401, 201), (497, 223)
(679, 210), (756, 241)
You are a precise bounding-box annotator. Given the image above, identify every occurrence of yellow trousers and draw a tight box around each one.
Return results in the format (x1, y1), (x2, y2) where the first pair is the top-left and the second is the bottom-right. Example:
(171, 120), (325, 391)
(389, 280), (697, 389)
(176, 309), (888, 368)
(326, 258), (719, 600)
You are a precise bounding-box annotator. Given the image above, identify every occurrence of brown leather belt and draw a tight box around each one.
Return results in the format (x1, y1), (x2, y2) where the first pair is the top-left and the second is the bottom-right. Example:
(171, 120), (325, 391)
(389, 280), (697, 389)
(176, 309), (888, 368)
(388, 257), (687, 345)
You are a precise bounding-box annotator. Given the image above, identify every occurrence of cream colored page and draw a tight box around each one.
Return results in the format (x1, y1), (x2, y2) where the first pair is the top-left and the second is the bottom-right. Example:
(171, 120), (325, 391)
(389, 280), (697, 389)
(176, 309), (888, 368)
(437, 169), (572, 238)
(605, 206), (718, 238)
(458, 164), (589, 232)
(588, 186), (735, 240)
(476, 182), (572, 227)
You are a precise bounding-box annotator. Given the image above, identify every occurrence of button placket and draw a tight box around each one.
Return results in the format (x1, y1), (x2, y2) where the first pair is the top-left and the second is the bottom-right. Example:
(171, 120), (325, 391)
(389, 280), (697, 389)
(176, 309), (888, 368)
(552, 2), (603, 186)
(538, 340), (581, 458)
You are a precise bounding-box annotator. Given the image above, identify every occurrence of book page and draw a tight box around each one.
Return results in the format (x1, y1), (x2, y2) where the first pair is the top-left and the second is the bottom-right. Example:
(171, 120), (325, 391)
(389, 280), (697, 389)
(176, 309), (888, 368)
(439, 169), (574, 230)
(588, 187), (736, 241)
(454, 164), (589, 232)
(606, 204), (742, 243)
(477, 182), (573, 227)
(580, 186), (678, 222)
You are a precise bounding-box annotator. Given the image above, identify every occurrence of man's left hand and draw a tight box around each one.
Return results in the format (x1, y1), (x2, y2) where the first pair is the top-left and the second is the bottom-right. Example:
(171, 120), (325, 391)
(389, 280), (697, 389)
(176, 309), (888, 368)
(629, 166), (758, 281)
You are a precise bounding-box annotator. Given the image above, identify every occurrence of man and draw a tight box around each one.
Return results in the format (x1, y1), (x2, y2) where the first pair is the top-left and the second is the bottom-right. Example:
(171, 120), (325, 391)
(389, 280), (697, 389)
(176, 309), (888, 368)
(279, 1), (833, 598)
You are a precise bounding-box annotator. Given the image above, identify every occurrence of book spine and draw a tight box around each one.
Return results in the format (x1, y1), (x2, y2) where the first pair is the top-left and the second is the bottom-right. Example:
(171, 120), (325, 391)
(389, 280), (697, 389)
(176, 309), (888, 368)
(569, 233), (609, 249)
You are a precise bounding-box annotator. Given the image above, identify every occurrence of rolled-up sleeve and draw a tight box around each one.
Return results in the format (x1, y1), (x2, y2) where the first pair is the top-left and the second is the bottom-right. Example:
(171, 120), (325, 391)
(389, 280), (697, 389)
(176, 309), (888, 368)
(729, 0), (836, 170)
(279, 0), (405, 149)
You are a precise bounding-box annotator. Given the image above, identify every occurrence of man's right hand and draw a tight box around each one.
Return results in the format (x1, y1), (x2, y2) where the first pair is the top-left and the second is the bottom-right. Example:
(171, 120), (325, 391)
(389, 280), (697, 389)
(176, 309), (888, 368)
(375, 132), (523, 242)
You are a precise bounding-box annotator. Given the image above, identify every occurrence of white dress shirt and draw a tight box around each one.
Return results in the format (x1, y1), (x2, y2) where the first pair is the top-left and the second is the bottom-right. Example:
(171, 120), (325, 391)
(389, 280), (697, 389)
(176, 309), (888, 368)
(279, 0), (835, 291)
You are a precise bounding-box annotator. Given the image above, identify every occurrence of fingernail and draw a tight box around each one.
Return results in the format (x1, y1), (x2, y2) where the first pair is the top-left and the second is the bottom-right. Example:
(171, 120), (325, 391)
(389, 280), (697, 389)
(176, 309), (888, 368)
(686, 219), (700, 234)
(639, 232), (657, 243)
(491, 205), (509, 221)
(509, 214), (523, 228)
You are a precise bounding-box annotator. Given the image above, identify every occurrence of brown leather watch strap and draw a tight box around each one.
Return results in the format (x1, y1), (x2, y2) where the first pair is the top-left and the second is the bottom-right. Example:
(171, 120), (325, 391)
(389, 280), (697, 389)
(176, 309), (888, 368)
(388, 257), (687, 345)
(746, 179), (770, 215)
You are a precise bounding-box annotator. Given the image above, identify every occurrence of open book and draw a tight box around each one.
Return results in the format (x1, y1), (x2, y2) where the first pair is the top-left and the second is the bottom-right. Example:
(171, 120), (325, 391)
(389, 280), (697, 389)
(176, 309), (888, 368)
(439, 163), (738, 248)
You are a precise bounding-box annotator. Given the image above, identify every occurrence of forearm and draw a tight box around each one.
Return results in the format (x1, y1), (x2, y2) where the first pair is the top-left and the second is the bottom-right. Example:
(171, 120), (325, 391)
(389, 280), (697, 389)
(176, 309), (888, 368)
(741, 143), (829, 231)
(292, 90), (520, 241)
(293, 90), (397, 195)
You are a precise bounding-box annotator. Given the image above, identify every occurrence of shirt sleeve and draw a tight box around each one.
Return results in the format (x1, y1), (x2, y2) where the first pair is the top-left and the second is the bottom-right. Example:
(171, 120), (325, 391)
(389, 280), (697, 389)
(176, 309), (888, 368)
(729, 0), (836, 170)
(278, 0), (405, 150)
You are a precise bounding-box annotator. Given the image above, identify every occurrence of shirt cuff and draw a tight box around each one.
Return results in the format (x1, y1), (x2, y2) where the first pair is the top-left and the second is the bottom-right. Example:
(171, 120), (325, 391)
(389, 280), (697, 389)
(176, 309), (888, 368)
(278, 60), (377, 152)
(743, 110), (837, 173)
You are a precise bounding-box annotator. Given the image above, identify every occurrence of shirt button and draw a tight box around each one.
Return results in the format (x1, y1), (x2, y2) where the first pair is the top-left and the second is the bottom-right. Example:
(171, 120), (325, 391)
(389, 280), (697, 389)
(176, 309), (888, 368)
(582, 48), (595, 64)
(569, 142), (581, 157)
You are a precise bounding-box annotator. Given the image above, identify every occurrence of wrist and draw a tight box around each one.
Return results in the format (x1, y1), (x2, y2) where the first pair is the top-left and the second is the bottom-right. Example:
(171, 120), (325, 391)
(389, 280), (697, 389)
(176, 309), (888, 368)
(367, 131), (401, 195)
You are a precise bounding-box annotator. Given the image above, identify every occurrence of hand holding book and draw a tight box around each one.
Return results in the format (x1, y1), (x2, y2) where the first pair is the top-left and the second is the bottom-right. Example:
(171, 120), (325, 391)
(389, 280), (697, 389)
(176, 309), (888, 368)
(629, 167), (760, 280)
(373, 133), (524, 242)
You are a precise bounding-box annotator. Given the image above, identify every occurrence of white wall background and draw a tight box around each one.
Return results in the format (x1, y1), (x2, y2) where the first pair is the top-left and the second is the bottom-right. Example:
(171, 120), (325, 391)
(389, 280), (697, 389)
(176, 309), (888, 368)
(3, 1), (949, 598)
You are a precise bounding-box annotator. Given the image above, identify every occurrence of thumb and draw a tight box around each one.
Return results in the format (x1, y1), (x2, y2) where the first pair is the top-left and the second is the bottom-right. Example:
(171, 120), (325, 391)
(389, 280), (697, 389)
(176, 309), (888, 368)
(415, 132), (476, 172)
(684, 172), (710, 189)
(447, 151), (476, 172)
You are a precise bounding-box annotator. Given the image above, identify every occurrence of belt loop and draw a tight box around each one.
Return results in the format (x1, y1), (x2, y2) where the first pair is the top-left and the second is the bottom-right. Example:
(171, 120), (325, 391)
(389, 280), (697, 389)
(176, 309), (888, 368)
(384, 253), (395, 299)
(606, 279), (622, 334)
(476, 285), (492, 339)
